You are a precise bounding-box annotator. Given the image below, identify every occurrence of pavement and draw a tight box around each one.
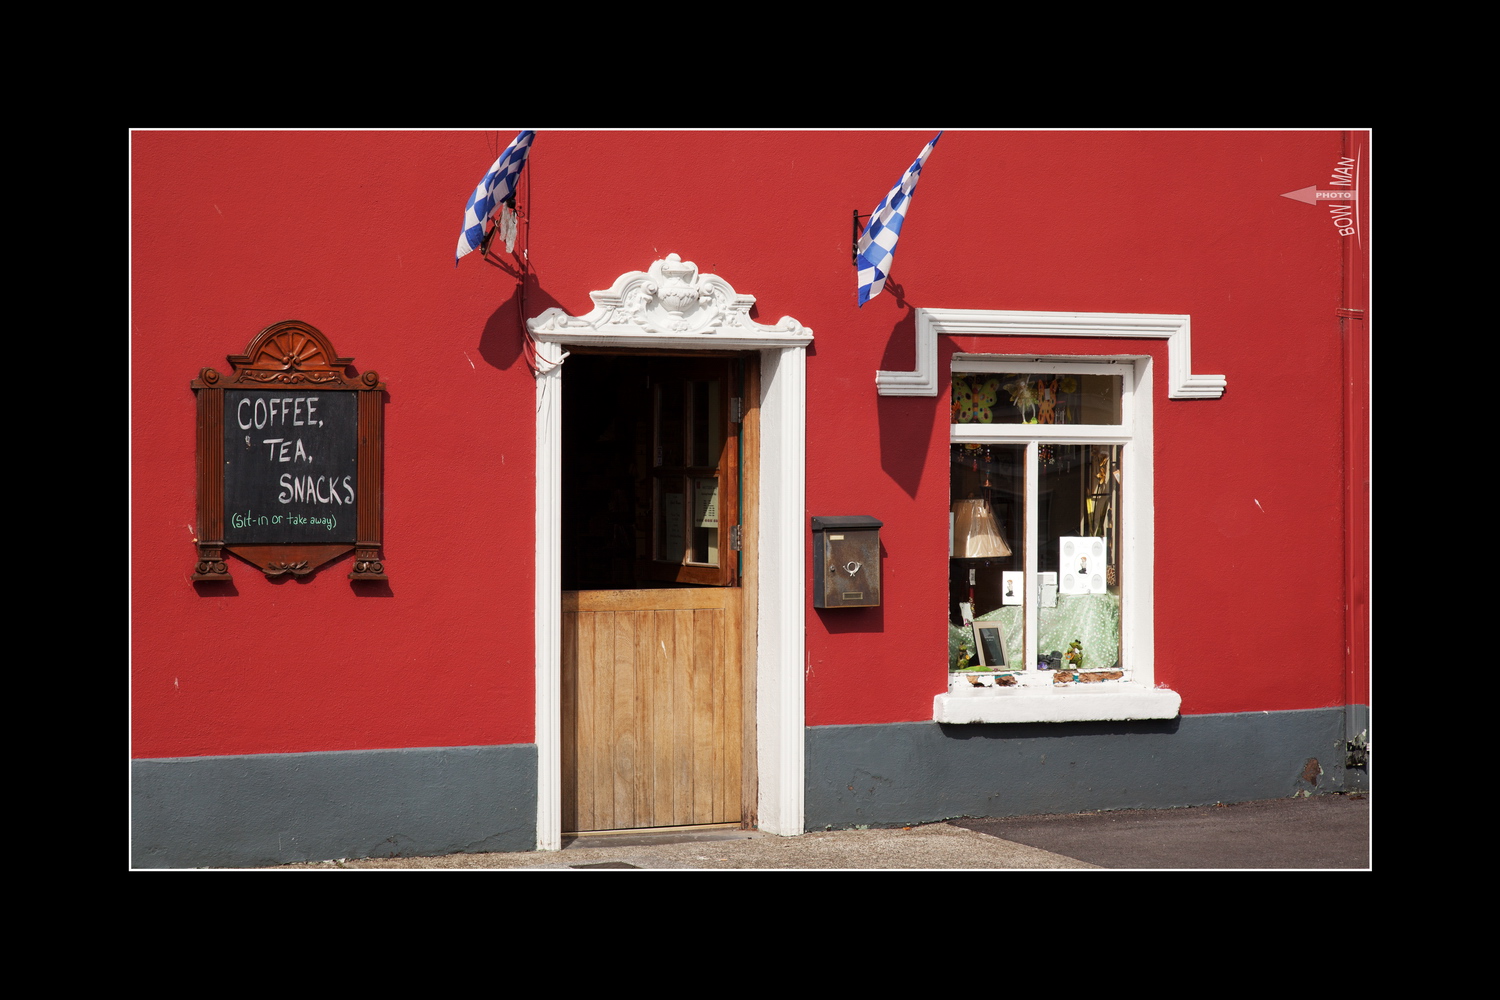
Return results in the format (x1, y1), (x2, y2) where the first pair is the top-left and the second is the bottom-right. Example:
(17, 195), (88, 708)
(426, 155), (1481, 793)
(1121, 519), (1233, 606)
(268, 792), (1369, 871)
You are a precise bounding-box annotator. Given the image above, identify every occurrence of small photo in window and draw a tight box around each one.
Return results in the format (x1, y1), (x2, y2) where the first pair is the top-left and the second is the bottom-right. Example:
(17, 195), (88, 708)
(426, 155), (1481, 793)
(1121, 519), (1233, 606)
(1001, 570), (1024, 606)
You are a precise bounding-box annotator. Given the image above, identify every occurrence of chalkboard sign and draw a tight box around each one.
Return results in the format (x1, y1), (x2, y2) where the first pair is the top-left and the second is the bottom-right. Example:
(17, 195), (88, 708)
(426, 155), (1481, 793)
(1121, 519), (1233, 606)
(191, 320), (386, 583)
(223, 389), (358, 545)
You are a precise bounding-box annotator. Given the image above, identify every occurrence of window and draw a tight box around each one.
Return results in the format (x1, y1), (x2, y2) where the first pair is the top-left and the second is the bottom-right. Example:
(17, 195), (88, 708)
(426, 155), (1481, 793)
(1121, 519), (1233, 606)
(936, 354), (1179, 723)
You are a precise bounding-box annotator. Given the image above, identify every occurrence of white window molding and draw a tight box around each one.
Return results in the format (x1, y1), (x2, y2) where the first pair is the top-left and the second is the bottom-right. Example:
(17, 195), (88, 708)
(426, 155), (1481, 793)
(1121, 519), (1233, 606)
(876, 308), (1225, 400)
(530, 254), (812, 848)
(935, 683), (1181, 724)
(936, 345), (1180, 724)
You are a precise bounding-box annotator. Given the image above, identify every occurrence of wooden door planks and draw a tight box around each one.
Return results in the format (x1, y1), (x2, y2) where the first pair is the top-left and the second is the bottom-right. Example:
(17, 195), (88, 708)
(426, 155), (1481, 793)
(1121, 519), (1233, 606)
(561, 589), (742, 832)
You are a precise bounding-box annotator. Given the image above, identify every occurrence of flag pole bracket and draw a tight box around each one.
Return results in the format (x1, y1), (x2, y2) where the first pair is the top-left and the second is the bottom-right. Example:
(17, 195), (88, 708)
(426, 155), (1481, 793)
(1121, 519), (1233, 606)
(852, 209), (871, 267)
(482, 199), (527, 281)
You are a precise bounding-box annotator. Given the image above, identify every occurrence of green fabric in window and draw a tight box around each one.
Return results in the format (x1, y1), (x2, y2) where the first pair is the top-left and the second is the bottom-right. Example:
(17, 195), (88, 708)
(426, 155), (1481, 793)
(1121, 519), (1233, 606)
(948, 593), (1120, 673)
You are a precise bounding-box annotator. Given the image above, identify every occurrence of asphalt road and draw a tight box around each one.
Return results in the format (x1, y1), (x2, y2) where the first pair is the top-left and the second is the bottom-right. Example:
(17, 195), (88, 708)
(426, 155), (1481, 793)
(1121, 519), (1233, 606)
(951, 793), (1369, 869)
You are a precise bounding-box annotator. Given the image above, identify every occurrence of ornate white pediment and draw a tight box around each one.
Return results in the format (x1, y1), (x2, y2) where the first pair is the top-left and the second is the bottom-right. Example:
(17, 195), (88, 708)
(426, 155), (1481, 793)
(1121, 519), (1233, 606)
(528, 253), (813, 351)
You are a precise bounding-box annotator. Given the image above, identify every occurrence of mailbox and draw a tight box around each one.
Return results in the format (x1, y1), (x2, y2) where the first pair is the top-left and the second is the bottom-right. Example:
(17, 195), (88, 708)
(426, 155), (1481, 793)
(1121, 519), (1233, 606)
(812, 516), (882, 608)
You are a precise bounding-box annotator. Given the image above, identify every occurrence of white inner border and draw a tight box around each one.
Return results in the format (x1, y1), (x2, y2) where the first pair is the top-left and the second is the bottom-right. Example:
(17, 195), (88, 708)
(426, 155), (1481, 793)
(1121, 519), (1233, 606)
(951, 358), (1139, 681)
(531, 264), (811, 850)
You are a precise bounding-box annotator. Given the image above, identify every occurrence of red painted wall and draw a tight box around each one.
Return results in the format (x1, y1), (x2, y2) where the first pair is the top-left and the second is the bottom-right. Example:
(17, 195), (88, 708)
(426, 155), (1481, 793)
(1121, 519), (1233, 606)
(132, 130), (1359, 757)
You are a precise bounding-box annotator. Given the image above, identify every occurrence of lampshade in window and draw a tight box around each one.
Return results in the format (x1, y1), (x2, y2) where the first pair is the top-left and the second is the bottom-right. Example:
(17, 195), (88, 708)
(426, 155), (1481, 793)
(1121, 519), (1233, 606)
(951, 499), (1011, 558)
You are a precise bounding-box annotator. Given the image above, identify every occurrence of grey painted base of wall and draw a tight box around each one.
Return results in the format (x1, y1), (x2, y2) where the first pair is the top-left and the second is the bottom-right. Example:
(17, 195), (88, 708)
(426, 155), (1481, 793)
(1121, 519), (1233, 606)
(1345, 703), (1370, 793)
(133, 744), (537, 868)
(806, 707), (1364, 831)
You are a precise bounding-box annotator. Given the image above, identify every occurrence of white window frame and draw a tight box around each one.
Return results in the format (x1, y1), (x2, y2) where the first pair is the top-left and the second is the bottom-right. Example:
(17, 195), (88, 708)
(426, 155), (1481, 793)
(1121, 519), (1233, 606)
(934, 345), (1180, 724)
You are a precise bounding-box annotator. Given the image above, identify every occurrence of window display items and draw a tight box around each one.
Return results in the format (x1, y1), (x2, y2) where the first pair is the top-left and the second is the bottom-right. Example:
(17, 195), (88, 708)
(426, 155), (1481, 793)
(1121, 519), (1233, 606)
(951, 499), (1011, 558)
(1038, 571), (1058, 608)
(972, 621), (1010, 668)
(952, 375), (1004, 424)
(1059, 536), (1107, 594)
(1003, 378), (1039, 423)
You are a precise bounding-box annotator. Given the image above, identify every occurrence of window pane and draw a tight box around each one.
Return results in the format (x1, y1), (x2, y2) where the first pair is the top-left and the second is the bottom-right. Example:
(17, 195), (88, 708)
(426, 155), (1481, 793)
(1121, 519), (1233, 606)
(656, 381), (682, 467)
(1038, 444), (1122, 676)
(950, 443), (1024, 670)
(689, 476), (719, 567)
(952, 373), (1121, 425)
(689, 380), (721, 469)
(656, 477), (685, 563)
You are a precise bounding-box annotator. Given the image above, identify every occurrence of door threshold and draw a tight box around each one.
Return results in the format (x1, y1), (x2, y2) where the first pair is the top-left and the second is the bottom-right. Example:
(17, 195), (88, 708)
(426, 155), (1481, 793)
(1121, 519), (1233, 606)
(563, 824), (761, 850)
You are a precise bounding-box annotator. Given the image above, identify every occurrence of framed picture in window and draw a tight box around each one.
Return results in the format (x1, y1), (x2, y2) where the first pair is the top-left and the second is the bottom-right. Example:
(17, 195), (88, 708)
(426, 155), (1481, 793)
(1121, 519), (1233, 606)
(972, 621), (1011, 669)
(1059, 536), (1108, 594)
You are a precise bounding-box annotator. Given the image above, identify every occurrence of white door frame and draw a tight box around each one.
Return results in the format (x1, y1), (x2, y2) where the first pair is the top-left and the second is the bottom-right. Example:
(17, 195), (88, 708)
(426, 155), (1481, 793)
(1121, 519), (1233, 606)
(530, 254), (813, 850)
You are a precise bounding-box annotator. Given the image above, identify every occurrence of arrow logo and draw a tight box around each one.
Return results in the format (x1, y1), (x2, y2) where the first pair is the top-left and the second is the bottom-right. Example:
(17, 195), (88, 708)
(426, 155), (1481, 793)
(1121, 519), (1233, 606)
(1280, 185), (1358, 204)
(1281, 150), (1362, 244)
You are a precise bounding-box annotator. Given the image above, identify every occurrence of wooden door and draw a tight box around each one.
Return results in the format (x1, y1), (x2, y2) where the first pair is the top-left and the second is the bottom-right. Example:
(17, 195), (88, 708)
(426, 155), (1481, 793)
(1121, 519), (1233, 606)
(561, 587), (741, 831)
(559, 355), (750, 833)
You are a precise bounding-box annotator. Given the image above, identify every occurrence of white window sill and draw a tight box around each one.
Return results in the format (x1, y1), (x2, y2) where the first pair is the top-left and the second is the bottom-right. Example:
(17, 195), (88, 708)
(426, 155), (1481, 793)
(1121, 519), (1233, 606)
(933, 682), (1181, 724)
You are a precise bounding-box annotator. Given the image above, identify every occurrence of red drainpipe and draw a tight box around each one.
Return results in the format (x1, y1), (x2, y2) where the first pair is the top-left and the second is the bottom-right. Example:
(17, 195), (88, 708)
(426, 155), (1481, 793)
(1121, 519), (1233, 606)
(1339, 130), (1370, 780)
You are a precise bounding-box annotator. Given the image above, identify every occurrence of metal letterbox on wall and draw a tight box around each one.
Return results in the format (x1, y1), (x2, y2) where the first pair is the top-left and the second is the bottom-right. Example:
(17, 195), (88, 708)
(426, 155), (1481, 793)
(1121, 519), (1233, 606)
(812, 516), (882, 608)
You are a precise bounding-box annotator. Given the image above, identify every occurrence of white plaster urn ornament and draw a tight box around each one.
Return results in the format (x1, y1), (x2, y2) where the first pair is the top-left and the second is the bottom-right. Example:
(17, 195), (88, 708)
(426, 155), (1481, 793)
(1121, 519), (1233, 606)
(530, 253), (810, 343)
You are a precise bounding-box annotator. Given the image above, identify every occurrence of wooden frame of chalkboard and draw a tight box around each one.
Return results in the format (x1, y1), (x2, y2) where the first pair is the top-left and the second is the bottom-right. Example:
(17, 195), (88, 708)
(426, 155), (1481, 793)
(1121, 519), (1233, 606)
(191, 320), (387, 583)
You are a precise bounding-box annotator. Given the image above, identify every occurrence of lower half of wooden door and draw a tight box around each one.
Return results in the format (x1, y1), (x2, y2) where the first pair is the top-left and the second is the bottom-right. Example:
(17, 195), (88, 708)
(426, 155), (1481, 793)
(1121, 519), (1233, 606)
(561, 587), (743, 833)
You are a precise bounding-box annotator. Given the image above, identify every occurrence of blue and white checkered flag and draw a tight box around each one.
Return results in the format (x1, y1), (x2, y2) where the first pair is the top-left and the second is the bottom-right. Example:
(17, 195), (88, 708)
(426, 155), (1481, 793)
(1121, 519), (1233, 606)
(456, 130), (535, 265)
(856, 131), (941, 306)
